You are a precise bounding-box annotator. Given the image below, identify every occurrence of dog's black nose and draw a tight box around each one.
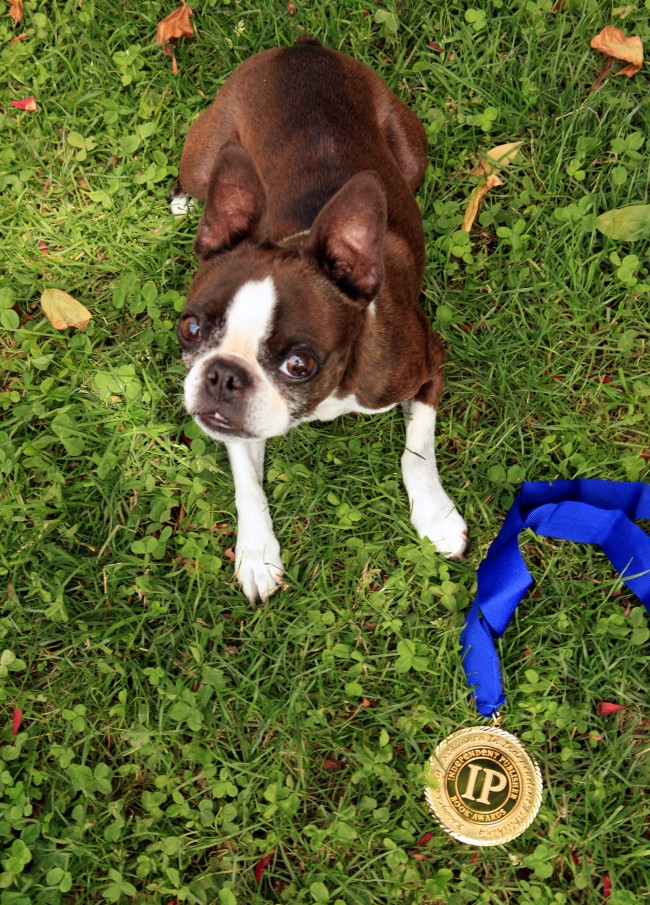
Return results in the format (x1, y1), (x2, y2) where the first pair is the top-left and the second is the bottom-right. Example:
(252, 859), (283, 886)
(205, 358), (252, 402)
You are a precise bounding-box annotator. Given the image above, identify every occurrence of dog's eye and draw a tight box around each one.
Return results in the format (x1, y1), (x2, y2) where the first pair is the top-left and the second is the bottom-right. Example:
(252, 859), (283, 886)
(280, 350), (318, 380)
(179, 314), (202, 344)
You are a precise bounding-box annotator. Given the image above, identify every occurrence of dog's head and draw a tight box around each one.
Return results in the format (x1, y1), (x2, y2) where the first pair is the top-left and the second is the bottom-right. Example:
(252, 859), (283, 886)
(179, 143), (387, 441)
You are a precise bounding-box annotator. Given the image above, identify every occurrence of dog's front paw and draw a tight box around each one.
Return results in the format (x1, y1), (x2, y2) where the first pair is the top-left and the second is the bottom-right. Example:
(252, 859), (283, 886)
(170, 193), (196, 218)
(234, 533), (284, 602)
(411, 500), (468, 560)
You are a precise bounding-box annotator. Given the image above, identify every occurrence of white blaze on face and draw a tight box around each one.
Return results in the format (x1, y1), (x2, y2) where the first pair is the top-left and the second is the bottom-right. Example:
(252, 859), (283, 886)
(183, 276), (292, 439)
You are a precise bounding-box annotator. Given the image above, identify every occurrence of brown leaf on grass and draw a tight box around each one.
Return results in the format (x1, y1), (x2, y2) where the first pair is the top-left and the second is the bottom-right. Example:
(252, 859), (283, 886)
(156, 3), (194, 42)
(9, 0), (23, 25)
(10, 32), (27, 43)
(462, 141), (523, 232)
(472, 141), (523, 179)
(591, 26), (644, 77)
(41, 288), (92, 330)
(156, 3), (194, 74)
(461, 173), (502, 232)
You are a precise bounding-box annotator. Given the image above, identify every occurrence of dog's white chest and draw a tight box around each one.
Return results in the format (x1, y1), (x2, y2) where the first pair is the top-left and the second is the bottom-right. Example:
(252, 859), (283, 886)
(309, 393), (397, 422)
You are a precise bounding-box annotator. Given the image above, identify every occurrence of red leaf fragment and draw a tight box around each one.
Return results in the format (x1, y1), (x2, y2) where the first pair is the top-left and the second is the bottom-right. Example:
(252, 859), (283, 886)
(415, 832), (433, 847)
(12, 708), (23, 735)
(427, 40), (444, 52)
(596, 701), (624, 716)
(323, 757), (345, 772)
(603, 874), (612, 899)
(591, 62), (613, 92)
(11, 97), (37, 111)
(38, 241), (50, 255)
(640, 450), (650, 460)
(10, 32), (27, 44)
(254, 851), (274, 884)
(162, 42), (179, 76)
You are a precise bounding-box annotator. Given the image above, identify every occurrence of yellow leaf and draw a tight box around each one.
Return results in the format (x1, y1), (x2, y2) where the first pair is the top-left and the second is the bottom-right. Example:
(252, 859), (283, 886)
(461, 173), (502, 232)
(591, 26), (644, 77)
(472, 141), (523, 179)
(41, 288), (92, 331)
(596, 204), (650, 241)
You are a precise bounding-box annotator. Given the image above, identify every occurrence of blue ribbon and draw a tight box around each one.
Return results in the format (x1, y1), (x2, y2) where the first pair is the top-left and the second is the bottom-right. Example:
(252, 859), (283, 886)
(461, 480), (650, 717)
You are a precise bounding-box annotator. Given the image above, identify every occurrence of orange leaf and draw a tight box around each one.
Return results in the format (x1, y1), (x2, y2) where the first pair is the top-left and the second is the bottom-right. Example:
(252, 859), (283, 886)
(9, 0), (23, 25)
(156, 3), (194, 44)
(591, 26), (644, 77)
(41, 288), (93, 331)
(461, 173), (502, 232)
(10, 32), (28, 43)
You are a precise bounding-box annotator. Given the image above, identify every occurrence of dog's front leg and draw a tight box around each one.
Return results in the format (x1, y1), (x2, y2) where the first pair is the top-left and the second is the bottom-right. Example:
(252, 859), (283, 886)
(225, 439), (284, 602)
(401, 400), (467, 559)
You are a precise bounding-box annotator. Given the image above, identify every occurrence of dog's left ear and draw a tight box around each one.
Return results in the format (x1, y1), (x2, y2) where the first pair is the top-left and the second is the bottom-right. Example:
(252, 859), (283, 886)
(194, 143), (268, 260)
(304, 171), (387, 303)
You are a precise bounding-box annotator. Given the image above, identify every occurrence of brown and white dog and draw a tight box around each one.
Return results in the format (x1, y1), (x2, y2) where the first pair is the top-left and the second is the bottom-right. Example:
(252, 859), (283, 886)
(173, 38), (467, 601)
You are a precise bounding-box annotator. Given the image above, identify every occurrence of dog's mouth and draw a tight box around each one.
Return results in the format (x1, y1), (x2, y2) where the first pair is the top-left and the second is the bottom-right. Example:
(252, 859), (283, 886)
(196, 411), (248, 437)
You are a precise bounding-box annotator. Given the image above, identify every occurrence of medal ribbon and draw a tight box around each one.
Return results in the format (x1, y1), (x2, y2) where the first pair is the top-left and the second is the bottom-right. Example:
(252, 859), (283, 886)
(461, 479), (650, 717)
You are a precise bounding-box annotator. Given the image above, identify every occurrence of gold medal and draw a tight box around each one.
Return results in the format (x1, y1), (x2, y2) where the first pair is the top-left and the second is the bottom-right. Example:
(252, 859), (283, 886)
(424, 725), (542, 846)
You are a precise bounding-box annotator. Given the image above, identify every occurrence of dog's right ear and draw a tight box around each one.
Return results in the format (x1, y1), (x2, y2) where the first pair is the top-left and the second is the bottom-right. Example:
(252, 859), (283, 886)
(194, 143), (268, 260)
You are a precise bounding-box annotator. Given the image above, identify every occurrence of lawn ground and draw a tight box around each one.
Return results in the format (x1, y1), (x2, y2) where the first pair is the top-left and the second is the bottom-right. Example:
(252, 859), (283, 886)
(0, 1), (649, 903)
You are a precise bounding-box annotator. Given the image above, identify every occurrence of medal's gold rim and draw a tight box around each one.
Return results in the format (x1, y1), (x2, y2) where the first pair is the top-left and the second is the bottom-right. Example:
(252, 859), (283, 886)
(424, 726), (543, 847)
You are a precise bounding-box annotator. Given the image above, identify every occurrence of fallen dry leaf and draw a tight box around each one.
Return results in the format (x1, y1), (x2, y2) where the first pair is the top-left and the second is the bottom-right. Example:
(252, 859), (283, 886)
(156, 3), (193, 73)
(462, 141), (523, 233)
(11, 98), (37, 111)
(9, 0), (23, 25)
(472, 140), (523, 179)
(10, 32), (27, 43)
(591, 26), (644, 77)
(461, 173), (502, 232)
(156, 2), (194, 42)
(41, 288), (92, 330)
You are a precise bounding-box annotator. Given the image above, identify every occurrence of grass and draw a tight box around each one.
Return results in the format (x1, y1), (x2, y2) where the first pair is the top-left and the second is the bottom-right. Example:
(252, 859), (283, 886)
(1, 0), (649, 902)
